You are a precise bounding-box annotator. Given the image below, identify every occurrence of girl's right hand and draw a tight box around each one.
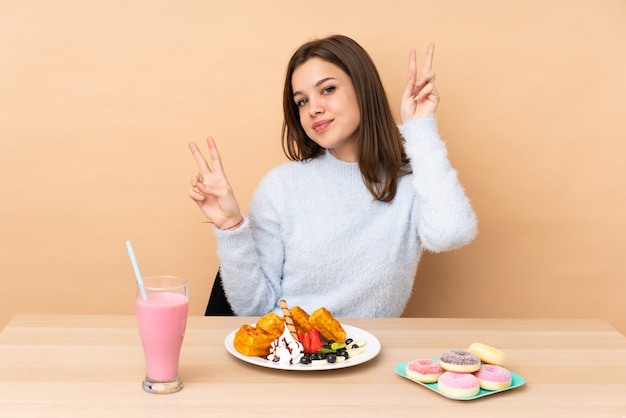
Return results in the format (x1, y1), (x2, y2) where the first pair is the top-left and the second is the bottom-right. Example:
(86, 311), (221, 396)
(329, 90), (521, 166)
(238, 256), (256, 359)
(188, 136), (243, 229)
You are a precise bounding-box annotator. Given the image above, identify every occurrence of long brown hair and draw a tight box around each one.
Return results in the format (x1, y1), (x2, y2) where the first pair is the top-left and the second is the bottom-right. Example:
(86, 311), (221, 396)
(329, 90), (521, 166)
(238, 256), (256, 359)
(282, 34), (410, 202)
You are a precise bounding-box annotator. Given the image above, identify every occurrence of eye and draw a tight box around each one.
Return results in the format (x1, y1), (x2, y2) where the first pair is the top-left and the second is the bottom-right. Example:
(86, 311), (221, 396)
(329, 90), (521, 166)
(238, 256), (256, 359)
(322, 86), (336, 95)
(295, 97), (308, 107)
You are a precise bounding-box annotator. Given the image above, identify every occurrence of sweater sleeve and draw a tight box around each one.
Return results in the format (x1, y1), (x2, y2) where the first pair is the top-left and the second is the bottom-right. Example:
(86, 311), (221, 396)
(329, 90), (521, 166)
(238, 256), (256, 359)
(399, 116), (478, 252)
(213, 171), (286, 315)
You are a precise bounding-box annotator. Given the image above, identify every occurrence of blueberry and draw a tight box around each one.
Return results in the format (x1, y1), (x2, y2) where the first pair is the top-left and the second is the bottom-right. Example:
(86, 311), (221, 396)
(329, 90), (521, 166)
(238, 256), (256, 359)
(300, 356), (311, 364)
(350, 343), (360, 349)
(327, 353), (337, 363)
(345, 338), (354, 345)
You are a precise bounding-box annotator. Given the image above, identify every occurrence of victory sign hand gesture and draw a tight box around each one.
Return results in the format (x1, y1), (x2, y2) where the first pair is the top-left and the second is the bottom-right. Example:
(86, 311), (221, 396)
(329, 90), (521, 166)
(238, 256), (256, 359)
(400, 43), (439, 123)
(188, 137), (243, 230)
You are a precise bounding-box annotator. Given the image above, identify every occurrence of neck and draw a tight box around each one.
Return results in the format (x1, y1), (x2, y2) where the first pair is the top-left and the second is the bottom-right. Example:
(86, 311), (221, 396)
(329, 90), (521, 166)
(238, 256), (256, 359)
(329, 148), (357, 163)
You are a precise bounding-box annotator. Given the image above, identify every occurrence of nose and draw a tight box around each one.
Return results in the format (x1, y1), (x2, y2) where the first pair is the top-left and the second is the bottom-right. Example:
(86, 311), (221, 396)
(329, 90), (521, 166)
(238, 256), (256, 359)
(307, 96), (324, 117)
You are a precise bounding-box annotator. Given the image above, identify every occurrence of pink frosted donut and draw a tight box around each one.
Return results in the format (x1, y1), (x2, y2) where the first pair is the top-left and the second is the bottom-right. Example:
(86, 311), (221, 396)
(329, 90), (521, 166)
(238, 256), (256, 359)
(473, 364), (512, 390)
(437, 371), (480, 399)
(406, 359), (444, 383)
(439, 349), (481, 373)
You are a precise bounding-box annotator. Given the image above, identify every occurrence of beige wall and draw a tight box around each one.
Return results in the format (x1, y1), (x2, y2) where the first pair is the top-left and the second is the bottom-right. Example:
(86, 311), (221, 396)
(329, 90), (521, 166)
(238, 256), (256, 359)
(2, 1), (625, 334)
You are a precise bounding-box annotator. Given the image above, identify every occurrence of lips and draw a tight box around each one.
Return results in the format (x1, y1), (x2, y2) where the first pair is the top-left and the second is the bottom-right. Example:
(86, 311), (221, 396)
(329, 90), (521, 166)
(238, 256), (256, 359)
(312, 119), (332, 133)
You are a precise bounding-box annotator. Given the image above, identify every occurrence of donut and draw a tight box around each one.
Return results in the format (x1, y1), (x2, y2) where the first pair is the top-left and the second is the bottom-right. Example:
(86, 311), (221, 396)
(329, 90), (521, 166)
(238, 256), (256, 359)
(468, 342), (506, 366)
(473, 364), (512, 390)
(406, 359), (444, 383)
(439, 349), (481, 373)
(437, 371), (480, 399)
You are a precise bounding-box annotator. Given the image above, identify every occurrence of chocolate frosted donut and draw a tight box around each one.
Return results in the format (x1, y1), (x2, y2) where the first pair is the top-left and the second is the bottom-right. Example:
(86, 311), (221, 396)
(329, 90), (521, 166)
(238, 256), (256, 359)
(439, 349), (481, 373)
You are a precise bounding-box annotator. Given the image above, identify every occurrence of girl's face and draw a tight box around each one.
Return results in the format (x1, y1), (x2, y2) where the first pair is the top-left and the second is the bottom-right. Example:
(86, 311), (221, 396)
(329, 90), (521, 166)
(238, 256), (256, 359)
(291, 58), (361, 162)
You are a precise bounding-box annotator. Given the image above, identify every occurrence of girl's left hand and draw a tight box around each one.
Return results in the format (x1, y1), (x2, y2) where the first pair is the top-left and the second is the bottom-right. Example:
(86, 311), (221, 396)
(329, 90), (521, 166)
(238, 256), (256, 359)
(400, 43), (439, 123)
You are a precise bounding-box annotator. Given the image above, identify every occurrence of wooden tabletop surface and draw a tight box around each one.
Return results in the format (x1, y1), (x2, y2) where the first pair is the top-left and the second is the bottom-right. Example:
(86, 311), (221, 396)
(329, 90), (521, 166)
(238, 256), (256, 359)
(1, 314), (625, 417)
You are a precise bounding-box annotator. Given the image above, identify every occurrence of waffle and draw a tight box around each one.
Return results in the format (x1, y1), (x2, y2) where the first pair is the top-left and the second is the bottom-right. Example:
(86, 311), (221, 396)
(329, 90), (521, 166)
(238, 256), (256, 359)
(233, 312), (284, 357)
(309, 307), (346, 342)
(290, 306), (313, 334)
(233, 324), (278, 357)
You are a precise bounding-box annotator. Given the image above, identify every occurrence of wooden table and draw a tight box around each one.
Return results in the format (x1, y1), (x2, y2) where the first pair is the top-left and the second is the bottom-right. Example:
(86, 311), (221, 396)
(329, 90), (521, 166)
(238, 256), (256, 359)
(0, 315), (625, 417)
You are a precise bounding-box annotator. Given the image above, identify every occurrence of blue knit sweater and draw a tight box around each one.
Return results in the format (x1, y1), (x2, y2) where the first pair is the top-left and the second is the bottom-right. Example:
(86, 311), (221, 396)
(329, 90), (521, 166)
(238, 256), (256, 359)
(214, 117), (477, 317)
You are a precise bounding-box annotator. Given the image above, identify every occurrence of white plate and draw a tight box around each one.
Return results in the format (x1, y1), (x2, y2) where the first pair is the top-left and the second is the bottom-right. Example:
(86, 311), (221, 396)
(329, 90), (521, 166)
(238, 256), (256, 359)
(224, 324), (381, 371)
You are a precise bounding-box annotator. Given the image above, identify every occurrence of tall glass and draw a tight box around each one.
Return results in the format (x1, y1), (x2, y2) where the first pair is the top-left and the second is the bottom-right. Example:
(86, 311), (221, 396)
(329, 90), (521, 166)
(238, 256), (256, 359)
(135, 275), (188, 394)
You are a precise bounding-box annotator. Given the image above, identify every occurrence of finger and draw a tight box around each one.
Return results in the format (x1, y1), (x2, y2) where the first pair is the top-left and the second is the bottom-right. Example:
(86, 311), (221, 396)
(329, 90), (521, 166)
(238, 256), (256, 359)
(402, 49), (418, 99)
(408, 48), (417, 80)
(187, 188), (206, 202)
(414, 43), (436, 95)
(195, 180), (228, 198)
(413, 71), (436, 95)
(205, 136), (226, 177)
(190, 171), (203, 187)
(188, 140), (212, 175)
(414, 83), (436, 102)
(421, 42), (435, 76)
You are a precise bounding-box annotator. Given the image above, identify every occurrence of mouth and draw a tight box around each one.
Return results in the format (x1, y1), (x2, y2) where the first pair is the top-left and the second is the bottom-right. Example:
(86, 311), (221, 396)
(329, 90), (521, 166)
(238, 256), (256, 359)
(312, 119), (332, 133)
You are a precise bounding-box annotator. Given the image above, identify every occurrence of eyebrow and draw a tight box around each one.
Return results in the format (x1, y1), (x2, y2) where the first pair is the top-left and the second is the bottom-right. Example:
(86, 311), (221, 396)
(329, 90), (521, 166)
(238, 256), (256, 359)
(293, 77), (337, 97)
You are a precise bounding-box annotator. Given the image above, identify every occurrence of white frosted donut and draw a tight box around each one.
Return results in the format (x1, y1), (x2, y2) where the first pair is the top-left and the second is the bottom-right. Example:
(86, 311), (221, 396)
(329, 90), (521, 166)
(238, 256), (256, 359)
(439, 349), (481, 373)
(437, 371), (480, 399)
(406, 358), (444, 383)
(468, 342), (506, 366)
(473, 364), (512, 390)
